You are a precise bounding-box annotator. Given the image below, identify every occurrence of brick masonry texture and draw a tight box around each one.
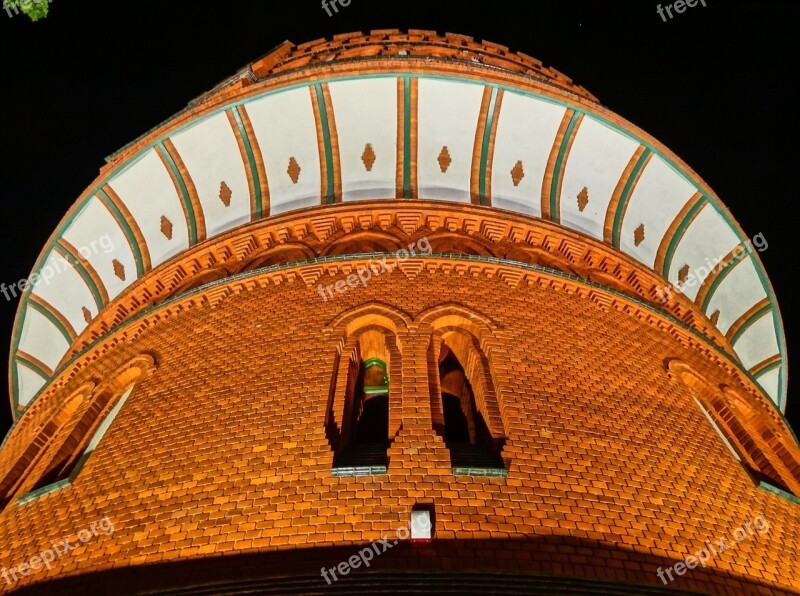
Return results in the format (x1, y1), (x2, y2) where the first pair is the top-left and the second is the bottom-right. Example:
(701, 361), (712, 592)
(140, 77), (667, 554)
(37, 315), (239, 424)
(0, 256), (798, 594)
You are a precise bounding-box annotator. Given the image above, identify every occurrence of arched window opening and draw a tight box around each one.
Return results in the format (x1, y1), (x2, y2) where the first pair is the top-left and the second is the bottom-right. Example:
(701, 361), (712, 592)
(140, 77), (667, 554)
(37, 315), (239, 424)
(332, 331), (394, 475)
(26, 385), (135, 496)
(351, 358), (390, 444)
(437, 340), (504, 473)
(0, 385), (90, 508)
(693, 396), (792, 494)
(668, 360), (800, 496)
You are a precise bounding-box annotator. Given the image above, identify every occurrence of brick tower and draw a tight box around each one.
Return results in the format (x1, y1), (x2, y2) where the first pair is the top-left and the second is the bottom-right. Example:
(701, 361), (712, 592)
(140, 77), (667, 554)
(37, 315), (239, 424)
(1, 31), (799, 595)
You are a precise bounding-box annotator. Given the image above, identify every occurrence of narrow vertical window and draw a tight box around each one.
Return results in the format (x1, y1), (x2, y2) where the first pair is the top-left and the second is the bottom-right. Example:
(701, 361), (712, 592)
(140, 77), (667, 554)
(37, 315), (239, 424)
(437, 340), (504, 474)
(26, 386), (135, 495)
(0, 385), (91, 508)
(333, 334), (389, 475)
(668, 359), (799, 496)
(324, 305), (409, 477)
(351, 358), (390, 444)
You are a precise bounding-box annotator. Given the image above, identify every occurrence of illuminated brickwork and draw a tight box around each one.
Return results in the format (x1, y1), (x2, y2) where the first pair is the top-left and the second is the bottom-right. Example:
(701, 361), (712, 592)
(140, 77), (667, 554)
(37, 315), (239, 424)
(0, 206), (799, 594)
(2, 31), (798, 595)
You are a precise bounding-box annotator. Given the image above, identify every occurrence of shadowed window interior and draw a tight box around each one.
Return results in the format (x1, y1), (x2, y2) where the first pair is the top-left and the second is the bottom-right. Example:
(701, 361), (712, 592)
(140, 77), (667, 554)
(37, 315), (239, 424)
(438, 343), (504, 472)
(353, 358), (390, 443)
(27, 386), (135, 495)
(0, 387), (88, 509)
(333, 353), (391, 473)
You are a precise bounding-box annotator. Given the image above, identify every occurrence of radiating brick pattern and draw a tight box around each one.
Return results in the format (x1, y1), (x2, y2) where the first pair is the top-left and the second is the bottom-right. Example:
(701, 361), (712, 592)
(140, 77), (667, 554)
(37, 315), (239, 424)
(0, 262), (798, 594)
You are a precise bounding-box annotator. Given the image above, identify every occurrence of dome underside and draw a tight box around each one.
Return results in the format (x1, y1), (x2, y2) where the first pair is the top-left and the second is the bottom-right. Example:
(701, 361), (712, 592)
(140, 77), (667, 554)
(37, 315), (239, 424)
(10, 34), (786, 414)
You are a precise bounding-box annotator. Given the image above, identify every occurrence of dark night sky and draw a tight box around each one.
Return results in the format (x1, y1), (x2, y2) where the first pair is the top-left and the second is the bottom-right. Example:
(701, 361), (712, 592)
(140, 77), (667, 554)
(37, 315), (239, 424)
(0, 0), (797, 436)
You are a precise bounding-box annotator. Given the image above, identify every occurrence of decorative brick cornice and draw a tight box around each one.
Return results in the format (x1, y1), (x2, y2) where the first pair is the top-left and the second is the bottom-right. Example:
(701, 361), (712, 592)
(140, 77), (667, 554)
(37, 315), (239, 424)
(27, 253), (779, 440)
(65, 202), (733, 367)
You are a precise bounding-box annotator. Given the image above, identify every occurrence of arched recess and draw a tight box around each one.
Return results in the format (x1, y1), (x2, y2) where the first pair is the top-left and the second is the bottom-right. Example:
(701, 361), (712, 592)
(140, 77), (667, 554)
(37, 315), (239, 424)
(239, 243), (317, 272)
(7, 354), (157, 502)
(415, 304), (507, 470)
(425, 232), (498, 257)
(166, 267), (233, 299)
(321, 230), (405, 256)
(720, 385), (800, 491)
(666, 359), (800, 495)
(324, 301), (413, 341)
(325, 303), (409, 472)
(503, 245), (581, 277)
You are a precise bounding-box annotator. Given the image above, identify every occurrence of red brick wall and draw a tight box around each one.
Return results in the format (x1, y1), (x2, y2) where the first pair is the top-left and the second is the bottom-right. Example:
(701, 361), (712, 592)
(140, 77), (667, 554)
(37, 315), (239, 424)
(0, 258), (798, 594)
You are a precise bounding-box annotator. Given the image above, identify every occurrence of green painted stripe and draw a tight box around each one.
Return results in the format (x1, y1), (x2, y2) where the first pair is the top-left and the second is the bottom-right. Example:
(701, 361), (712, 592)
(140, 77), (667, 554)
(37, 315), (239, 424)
(363, 386), (390, 395)
(55, 242), (104, 311)
(746, 254), (786, 408)
(549, 111), (581, 223)
(611, 149), (652, 248)
(478, 87), (500, 206)
(16, 478), (71, 505)
(10, 71), (787, 413)
(363, 357), (387, 370)
(27, 299), (73, 346)
(229, 108), (263, 218)
(730, 303), (772, 348)
(753, 358), (782, 379)
(10, 305), (24, 404)
(16, 354), (50, 381)
(10, 355), (18, 408)
(97, 189), (145, 277)
(700, 249), (749, 313)
(662, 197), (708, 278)
(758, 481), (800, 505)
(313, 84), (336, 204)
(403, 76), (412, 198)
(157, 142), (198, 245)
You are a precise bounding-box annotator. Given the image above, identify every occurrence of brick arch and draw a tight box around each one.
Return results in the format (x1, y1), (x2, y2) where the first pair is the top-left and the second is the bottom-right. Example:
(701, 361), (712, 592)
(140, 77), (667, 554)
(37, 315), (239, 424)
(503, 245), (581, 276)
(414, 304), (506, 451)
(413, 303), (500, 340)
(320, 230), (406, 256)
(430, 327), (506, 443)
(666, 359), (768, 473)
(34, 354), (158, 488)
(0, 382), (94, 506)
(109, 353), (157, 386)
(324, 301), (412, 340)
(325, 306), (409, 453)
(665, 359), (799, 494)
(425, 232), (498, 257)
(721, 385), (800, 490)
(239, 242), (317, 272)
(1, 354), (157, 504)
